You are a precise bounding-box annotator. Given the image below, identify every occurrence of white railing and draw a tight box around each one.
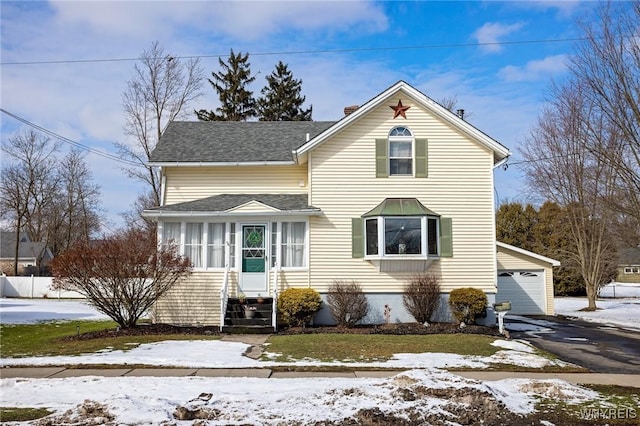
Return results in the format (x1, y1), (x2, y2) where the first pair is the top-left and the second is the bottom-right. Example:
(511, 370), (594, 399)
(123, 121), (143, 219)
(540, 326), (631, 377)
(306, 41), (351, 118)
(219, 263), (230, 332)
(271, 262), (279, 331)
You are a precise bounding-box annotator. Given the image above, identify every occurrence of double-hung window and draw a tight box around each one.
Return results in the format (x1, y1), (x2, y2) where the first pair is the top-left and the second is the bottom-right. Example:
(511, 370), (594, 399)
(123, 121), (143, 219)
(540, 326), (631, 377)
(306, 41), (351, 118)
(389, 127), (413, 176)
(161, 221), (235, 269)
(270, 221), (307, 268)
(185, 223), (203, 268)
(207, 223), (225, 268)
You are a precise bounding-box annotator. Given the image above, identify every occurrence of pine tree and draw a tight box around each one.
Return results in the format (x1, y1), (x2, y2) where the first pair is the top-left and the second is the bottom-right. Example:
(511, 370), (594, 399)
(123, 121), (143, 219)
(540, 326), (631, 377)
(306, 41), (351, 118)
(257, 61), (312, 121)
(196, 49), (256, 121)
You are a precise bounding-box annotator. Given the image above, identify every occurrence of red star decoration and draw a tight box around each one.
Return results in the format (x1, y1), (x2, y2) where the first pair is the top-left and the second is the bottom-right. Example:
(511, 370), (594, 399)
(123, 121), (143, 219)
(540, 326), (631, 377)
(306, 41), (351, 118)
(389, 99), (410, 119)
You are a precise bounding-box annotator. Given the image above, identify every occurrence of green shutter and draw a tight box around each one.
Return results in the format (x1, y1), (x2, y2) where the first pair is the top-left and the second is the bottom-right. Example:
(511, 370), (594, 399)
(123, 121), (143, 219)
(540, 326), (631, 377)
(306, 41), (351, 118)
(375, 138), (388, 178)
(415, 138), (428, 178)
(352, 218), (364, 258)
(440, 217), (453, 257)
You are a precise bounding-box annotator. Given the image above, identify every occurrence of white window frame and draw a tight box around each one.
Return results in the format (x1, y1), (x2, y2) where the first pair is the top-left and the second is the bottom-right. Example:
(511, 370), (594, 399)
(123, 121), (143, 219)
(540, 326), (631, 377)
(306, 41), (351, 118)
(364, 215), (440, 259)
(389, 126), (414, 177)
(269, 220), (309, 270)
(160, 221), (236, 271)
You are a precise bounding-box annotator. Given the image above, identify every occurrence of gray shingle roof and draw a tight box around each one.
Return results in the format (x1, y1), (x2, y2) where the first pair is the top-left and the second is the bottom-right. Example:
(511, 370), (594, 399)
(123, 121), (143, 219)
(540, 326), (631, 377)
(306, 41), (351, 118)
(619, 247), (640, 265)
(148, 194), (319, 214)
(0, 232), (48, 259)
(150, 121), (336, 163)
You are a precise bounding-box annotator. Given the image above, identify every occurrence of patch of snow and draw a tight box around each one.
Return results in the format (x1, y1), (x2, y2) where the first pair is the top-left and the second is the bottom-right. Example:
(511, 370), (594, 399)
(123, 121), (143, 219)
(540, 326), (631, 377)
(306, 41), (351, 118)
(491, 339), (535, 353)
(0, 298), (111, 324)
(555, 297), (640, 331)
(0, 371), (600, 424)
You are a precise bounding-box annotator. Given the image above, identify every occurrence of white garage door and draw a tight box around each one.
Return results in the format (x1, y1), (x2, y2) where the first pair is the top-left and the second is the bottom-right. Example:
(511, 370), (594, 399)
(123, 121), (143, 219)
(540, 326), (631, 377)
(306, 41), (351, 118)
(497, 270), (545, 315)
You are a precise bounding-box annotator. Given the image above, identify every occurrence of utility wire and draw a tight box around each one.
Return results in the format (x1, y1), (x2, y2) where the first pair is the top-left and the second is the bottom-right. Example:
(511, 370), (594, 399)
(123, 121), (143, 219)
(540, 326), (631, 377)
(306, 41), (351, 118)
(0, 37), (588, 66)
(1, 108), (141, 167)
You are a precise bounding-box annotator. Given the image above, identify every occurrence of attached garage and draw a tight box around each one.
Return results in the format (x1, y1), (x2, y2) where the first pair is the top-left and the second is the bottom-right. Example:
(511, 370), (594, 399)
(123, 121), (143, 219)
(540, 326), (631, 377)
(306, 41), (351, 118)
(496, 242), (560, 315)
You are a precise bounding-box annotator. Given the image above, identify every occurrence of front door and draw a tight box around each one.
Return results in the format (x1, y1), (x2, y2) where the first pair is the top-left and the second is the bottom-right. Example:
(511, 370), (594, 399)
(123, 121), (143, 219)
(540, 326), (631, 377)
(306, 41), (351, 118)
(240, 224), (268, 295)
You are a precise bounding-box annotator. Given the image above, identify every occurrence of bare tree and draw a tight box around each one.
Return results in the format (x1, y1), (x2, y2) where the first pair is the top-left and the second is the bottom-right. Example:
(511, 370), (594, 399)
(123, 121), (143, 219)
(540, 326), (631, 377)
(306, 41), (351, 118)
(47, 150), (102, 256)
(51, 227), (192, 328)
(569, 2), (640, 228)
(521, 81), (619, 310)
(118, 41), (204, 207)
(0, 130), (60, 275)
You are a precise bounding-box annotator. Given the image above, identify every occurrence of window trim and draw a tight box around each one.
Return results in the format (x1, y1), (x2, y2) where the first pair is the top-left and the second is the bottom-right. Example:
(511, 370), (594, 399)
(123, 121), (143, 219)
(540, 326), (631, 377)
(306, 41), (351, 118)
(364, 215), (440, 260)
(388, 126), (414, 177)
(160, 219), (308, 272)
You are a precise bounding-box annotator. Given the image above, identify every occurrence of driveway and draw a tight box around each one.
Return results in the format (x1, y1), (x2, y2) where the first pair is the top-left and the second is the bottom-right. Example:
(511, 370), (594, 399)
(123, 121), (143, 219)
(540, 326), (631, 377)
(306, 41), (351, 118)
(507, 315), (640, 374)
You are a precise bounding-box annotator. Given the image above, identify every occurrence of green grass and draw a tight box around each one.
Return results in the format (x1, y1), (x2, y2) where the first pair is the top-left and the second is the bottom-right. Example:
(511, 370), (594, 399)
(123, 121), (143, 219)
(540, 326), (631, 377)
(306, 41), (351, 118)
(0, 407), (52, 422)
(0, 321), (220, 358)
(262, 334), (500, 362)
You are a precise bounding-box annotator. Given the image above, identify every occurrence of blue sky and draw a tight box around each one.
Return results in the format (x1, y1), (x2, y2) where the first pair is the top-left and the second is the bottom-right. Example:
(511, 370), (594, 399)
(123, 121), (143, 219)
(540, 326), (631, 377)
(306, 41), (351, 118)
(0, 1), (610, 232)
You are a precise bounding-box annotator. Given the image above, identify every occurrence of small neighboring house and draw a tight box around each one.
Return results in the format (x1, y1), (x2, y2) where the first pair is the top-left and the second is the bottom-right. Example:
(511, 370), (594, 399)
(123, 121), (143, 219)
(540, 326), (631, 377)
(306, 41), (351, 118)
(144, 80), (558, 328)
(617, 247), (640, 283)
(0, 232), (53, 276)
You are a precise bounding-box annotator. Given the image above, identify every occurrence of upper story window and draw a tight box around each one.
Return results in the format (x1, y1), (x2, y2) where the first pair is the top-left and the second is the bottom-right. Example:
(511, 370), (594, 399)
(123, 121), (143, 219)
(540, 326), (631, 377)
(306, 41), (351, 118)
(389, 126), (414, 176)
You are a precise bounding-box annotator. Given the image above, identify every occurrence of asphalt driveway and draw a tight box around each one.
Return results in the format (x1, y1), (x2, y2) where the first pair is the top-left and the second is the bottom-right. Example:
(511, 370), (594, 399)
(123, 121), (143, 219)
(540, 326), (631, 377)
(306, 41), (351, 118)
(508, 315), (640, 374)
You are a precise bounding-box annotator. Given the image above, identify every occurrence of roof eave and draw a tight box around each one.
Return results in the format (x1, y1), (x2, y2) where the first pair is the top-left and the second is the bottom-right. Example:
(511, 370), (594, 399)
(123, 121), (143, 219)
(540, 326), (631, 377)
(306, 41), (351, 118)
(295, 80), (511, 162)
(142, 209), (323, 219)
(497, 241), (561, 267)
(148, 161), (296, 167)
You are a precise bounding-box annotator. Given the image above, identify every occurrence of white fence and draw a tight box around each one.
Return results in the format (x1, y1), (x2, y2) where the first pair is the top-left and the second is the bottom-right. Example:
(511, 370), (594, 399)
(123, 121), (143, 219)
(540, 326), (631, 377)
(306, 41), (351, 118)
(0, 275), (85, 299)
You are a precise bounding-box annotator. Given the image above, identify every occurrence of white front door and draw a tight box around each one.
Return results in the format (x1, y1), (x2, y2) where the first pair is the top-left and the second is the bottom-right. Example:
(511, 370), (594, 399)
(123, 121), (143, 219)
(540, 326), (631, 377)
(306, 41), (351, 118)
(239, 224), (268, 295)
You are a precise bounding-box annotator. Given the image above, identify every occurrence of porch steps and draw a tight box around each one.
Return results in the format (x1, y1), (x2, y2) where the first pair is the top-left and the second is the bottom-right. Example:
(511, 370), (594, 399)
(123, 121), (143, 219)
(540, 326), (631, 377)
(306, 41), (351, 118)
(222, 297), (274, 334)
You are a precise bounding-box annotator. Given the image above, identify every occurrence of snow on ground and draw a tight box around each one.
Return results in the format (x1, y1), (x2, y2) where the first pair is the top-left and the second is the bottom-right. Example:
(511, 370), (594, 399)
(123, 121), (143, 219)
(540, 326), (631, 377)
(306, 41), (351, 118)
(0, 298), (616, 424)
(0, 298), (110, 324)
(554, 282), (640, 332)
(0, 371), (600, 425)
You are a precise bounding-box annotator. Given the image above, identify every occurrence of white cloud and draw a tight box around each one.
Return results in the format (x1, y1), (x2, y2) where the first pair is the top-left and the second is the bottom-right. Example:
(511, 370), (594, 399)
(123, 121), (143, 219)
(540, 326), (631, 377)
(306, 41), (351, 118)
(498, 54), (568, 82)
(50, 0), (388, 41)
(472, 22), (524, 53)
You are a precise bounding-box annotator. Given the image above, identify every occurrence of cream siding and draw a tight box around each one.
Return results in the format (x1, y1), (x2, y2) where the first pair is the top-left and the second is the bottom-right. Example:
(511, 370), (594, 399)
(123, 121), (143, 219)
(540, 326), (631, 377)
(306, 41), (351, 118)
(154, 268), (310, 325)
(163, 165), (307, 205)
(308, 99), (497, 293)
(154, 271), (225, 326)
(496, 246), (555, 315)
(227, 201), (281, 214)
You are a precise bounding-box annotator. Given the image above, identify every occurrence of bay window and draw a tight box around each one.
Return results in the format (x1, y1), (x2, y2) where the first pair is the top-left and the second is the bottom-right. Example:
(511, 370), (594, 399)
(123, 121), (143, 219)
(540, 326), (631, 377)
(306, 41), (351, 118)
(353, 198), (452, 259)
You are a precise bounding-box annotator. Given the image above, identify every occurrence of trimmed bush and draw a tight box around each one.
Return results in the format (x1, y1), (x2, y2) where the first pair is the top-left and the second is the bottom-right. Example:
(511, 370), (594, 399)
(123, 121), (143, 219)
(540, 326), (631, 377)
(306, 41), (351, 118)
(327, 280), (369, 327)
(448, 287), (487, 325)
(277, 288), (322, 327)
(402, 274), (441, 324)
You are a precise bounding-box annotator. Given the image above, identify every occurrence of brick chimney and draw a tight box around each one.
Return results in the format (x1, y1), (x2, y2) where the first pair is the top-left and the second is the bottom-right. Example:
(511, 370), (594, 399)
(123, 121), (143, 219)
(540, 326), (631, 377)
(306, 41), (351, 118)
(344, 105), (359, 116)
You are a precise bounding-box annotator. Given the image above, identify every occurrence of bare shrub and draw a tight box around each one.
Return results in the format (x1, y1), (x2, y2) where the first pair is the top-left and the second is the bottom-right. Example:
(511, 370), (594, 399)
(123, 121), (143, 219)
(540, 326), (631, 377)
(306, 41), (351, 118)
(403, 274), (441, 324)
(327, 280), (369, 327)
(51, 227), (192, 328)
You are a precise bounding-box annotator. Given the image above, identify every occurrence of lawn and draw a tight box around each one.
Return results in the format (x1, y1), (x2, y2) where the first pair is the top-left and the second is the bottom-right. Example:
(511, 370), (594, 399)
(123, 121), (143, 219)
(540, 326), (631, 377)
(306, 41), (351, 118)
(0, 321), (220, 358)
(263, 333), (500, 362)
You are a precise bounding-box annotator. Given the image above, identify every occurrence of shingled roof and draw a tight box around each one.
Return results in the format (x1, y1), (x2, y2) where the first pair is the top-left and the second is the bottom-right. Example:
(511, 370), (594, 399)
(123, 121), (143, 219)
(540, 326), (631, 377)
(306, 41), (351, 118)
(150, 121), (336, 164)
(145, 194), (320, 216)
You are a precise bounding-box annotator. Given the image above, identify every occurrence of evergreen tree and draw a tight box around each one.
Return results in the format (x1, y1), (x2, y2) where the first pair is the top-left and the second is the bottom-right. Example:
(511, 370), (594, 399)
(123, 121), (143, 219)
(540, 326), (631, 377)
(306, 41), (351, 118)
(257, 61), (312, 121)
(495, 202), (537, 251)
(196, 49), (256, 121)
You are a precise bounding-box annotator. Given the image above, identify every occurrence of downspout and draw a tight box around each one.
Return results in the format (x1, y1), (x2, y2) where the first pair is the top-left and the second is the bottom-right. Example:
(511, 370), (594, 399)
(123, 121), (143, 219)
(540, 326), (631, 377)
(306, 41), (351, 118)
(160, 170), (167, 207)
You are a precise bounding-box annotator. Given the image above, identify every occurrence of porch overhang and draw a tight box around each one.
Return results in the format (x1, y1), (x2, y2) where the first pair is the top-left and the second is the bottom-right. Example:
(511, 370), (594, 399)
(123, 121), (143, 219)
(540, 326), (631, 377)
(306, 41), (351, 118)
(142, 193), (322, 219)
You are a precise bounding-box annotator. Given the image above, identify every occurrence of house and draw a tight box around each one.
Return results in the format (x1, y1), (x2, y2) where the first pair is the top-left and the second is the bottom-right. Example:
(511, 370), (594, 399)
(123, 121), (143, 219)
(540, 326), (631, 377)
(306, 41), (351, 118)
(0, 232), (53, 276)
(143, 80), (557, 328)
(617, 247), (640, 283)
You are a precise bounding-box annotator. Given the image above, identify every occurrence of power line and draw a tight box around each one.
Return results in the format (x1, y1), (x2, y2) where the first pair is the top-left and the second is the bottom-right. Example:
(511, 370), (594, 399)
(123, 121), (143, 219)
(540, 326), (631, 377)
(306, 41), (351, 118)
(0, 37), (588, 66)
(1, 108), (141, 167)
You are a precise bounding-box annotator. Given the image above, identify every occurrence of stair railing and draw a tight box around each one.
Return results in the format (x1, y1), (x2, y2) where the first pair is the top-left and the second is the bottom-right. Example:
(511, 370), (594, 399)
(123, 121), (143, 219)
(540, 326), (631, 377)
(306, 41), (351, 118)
(219, 262), (230, 332)
(271, 261), (279, 331)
